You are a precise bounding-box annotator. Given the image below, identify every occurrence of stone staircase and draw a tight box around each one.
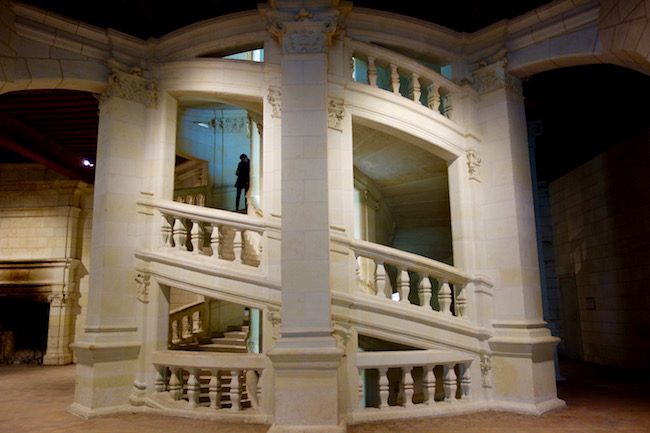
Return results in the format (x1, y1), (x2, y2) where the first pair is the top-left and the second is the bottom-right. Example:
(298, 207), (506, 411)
(199, 325), (249, 353)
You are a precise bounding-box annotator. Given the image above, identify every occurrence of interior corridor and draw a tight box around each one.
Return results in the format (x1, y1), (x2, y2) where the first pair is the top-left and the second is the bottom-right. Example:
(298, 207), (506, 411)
(0, 358), (648, 433)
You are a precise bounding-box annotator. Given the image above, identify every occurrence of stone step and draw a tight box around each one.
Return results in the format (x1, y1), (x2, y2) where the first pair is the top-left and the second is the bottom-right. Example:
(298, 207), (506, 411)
(200, 343), (248, 353)
(211, 337), (246, 346)
(223, 330), (247, 339)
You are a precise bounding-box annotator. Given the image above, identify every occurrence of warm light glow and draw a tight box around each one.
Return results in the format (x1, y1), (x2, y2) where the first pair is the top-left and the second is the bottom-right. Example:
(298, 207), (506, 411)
(82, 158), (94, 168)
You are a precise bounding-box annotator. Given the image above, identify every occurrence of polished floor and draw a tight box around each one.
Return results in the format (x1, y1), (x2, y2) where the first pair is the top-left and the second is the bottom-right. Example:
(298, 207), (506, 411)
(0, 358), (648, 433)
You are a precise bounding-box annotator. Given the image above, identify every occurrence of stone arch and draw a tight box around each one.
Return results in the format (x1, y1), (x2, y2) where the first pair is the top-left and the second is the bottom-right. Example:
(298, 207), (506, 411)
(598, 0), (650, 74)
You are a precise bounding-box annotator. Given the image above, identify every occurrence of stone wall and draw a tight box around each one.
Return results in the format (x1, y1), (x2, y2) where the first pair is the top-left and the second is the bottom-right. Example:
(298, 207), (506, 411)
(550, 130), (650, 369)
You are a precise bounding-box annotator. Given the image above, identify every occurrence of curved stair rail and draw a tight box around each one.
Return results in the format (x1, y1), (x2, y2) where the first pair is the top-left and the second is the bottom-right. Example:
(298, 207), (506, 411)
(169, 300), (209, 348)
(348, 39), (460, 120)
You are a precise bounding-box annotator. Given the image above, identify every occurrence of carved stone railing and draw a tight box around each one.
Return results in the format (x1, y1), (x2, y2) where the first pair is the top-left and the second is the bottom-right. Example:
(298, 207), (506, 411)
(354, 349), (473, 421)
(150, 350), (268, 418)
(349, 39), (459, 120)
(146, 199), (275, 268)
(338, 237), (480, 320)
(169, 300), (209, 348)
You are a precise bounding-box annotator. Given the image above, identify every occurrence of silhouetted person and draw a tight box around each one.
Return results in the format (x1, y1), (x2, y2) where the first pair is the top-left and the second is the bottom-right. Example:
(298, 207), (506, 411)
(235, 153), (250, 211)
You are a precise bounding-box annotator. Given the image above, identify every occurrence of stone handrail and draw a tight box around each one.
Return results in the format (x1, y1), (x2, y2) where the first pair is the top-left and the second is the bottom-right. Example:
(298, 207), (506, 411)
(355, 349), (473, 414)
(348, 39), (460, 119)
(333, 235), (491, 320)
(139, 198), (280, 268)
(168, 300), (209, 348)
(151, 350), (268, 413)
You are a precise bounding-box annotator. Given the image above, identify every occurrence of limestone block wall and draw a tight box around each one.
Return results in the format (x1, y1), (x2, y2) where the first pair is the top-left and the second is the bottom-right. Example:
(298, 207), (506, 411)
(550, 130), (650, 369)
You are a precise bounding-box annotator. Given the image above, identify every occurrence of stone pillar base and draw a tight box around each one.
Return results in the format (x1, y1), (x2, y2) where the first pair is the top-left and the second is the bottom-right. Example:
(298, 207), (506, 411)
(488, 321), (565, 413)
(43, 351), (73, 366)
(268, 345), (344, 432)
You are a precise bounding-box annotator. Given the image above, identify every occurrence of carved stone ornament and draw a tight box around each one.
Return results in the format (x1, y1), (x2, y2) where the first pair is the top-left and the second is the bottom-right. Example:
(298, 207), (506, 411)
(327, 97), (345, 131)
(135, 272), (151, 303)
(267, 86), (282, 118)
(466, 149), (482, 182)
(480, 353), (492, 387)
(332, 321), (352, 350)
(472, 59), (522, 96)
(266, 306), (281, 327)
(261, 6), (343, 54)
(101, 69), (157, 108)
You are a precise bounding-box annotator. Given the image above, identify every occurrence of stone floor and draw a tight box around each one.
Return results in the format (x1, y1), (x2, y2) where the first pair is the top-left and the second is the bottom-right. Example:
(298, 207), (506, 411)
(0, 358), (648, 433)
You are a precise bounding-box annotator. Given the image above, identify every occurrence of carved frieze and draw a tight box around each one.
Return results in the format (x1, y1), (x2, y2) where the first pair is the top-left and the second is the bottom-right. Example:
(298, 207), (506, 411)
(101, 69), (157, 108)
(472, 59), (522, 96)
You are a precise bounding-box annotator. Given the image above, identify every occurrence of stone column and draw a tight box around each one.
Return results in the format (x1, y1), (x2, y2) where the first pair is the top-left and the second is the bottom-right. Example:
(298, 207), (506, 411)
(70, 70), (156, 418)
(261, 2), (345, 432)
(473, 60), (564, 413)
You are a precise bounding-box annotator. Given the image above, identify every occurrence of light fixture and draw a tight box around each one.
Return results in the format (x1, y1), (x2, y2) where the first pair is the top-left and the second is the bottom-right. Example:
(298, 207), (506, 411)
(82, 158), (95, 168)
(193, 118), (219, 129)
(194, 121), (211, 129)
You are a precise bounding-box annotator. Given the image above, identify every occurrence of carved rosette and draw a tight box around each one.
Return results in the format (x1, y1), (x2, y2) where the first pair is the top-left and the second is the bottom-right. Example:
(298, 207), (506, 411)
(267, 86), (282, 118)
(135, 272), (151, 303)
(327, 97), (345, 131)
(466, 149), (482, 182)
(480, 353), (492, 387)
(101, 69), (157, 108)
(472, 60), (522, 96)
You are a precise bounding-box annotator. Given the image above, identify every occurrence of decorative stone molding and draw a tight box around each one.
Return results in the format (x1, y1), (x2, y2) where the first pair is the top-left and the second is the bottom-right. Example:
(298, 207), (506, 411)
(101, 69), (157, 108)
(266, 306), (281, 327)
(480, 353), (492, 387)
(327, 97), (345, 131)
(466, 149), (482, 182)
(472, 59), (522, 96)
(261, 4), (348, 54)
(332, 321), (352, 350)
(135, 272), (151, 303)
(267, 86), (281, 118)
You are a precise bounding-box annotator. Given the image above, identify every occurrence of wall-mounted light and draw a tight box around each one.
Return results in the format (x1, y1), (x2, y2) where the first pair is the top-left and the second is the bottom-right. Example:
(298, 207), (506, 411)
(82, 158), (94, 168)
(193, 118), (219, 129)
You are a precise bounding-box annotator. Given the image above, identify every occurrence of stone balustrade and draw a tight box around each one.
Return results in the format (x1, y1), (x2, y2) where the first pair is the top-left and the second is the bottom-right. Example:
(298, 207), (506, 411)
(345, 237), (475, 319)
(151, 350), (268, 415)
(153, 199), (270, 268)
(349, 39), (459, 119)
(168, 300), (209, 348)
(355, 350), (473, 419)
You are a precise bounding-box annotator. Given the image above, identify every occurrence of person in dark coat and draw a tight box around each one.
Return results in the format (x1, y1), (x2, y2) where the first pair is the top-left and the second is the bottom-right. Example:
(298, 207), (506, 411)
(235, 153), (250, 211)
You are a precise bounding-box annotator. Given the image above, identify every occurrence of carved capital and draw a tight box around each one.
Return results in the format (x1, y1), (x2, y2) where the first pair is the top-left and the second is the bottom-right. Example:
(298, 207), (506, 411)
(327, 97), (344, 131)
(261, 4), (347, 54)
(267, 86), (282, 118)
(466, 149), (482, 182)
(135, 272), (151, 303)
(472, 60), (522, 96)
(101, 69), (157, 108)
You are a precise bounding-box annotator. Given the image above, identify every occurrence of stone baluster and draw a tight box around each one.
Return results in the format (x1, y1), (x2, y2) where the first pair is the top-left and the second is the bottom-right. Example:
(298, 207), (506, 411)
(358, 368), (365, 408)
(427, 83), (441, 112)
(245, 370), (259, 409)
(397, 367), (405, 406)
(190, 221), (201, 254)
(408, 72), (421, 103)
(230, 370), (241, 411)
(456, 284), (468, 318)
(155, 366), (168, 392)
(233, 229), (243, 264)
(443, 92), (453, 118)
(187, 368), (201, 408)
(403, 367), (414, 407)
(209, 369), (222, 409)
(256, 370), (263, 410)
(423, 364), (436, 405)
(378, 367), (389, 409)
(375, 261), (390, 299)
(171, 320), (181, 344)
(390, 64), (400, 94)
(182, 315), (192, 339)
(192, 310), (203, 333)
(367, 56), (377, 87)
(443, 364), (457, 402)
(173, 218), (187, 251)
(161, 214), (173, 247)
(168, 367), (183, 400)
(418, 276), (432, 309)
(397, 269), (410, 303)
(210, 223), (220, 259)
(460, 363), (471, 399)
(438, 280), (452, 315)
